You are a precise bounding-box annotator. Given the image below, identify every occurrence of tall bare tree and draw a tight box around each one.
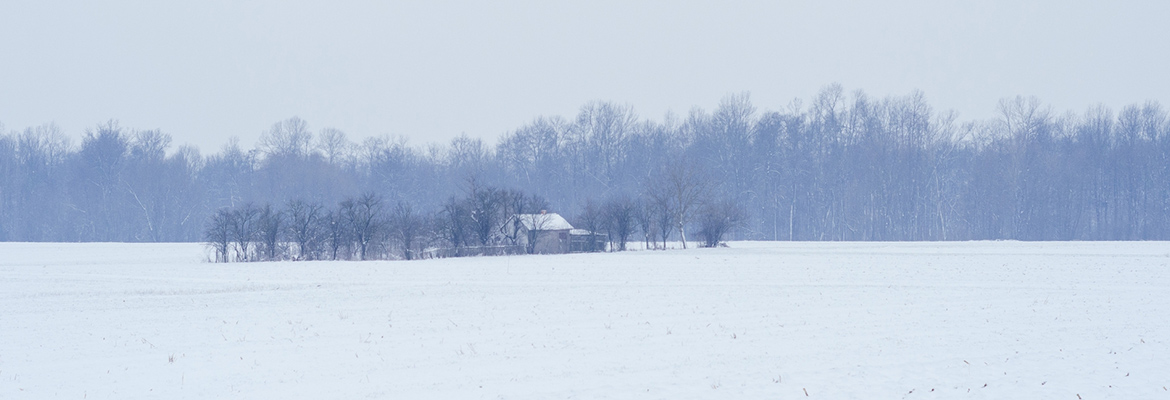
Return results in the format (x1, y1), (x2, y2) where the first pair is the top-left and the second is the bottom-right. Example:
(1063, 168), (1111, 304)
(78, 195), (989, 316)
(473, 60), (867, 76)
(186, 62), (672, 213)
(389, 201), (424, 260)
(438, 196), (472, 255)
(255, 203), (284, 261)
(645, 159), (708, 249)
(285, 199), (323, 260)
(204, 208), (233, 262)
(230, 204), (259, 262)
(342, 192), (385, 260)
(466, 180), (503, 246)
(603, 195), (636, 251)
(259, 117), (314, 159)
(322, 209), (349, 260)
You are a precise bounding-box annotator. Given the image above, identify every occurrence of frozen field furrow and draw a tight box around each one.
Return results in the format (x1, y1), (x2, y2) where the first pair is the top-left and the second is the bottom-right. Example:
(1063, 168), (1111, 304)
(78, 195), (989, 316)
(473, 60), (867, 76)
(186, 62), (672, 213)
(1, 241), (1168, 399)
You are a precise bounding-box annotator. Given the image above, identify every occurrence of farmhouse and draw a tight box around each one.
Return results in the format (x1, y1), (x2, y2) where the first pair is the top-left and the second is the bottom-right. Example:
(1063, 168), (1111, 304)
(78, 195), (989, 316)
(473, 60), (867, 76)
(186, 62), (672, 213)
(504, 212), (607, 254)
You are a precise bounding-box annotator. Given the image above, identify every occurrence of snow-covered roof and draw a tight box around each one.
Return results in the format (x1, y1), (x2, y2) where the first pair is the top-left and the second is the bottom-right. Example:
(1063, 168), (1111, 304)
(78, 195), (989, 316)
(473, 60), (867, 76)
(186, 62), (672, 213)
(515, 213), (574, 231)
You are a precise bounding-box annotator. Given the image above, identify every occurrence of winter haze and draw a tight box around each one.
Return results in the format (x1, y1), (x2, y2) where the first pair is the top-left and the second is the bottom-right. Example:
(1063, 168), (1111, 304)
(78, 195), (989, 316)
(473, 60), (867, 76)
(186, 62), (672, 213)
(4, 2), (1170, 398)
(2, 0), (1168, 150)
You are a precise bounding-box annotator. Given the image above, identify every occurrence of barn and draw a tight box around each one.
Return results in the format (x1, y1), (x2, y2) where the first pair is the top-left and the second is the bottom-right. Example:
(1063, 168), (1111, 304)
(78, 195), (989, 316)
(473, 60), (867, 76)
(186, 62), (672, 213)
(505, 212), (607, 254)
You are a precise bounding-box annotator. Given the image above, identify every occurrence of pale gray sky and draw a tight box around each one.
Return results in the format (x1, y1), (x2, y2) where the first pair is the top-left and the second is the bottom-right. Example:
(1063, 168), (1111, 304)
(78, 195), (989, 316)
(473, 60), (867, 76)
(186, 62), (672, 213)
(2, 0), (1167, 152)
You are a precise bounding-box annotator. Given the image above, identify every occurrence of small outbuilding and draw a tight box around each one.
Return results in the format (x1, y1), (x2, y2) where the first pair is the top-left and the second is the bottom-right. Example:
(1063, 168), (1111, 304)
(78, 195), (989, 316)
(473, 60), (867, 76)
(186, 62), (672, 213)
(569, 229), (608, 253)
(503, 212), (608, 254)
(506, 212), (573, 254)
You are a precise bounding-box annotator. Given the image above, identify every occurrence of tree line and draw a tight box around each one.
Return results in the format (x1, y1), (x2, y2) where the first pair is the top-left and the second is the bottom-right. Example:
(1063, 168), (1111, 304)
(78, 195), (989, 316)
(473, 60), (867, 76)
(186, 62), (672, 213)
(202, 170), (745, 262)
(1, 84), (1168, 247)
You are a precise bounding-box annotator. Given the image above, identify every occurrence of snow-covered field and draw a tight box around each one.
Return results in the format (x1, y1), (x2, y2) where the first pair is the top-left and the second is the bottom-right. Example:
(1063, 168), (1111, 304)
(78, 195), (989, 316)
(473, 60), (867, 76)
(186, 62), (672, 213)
(2, 241), (1168, 399)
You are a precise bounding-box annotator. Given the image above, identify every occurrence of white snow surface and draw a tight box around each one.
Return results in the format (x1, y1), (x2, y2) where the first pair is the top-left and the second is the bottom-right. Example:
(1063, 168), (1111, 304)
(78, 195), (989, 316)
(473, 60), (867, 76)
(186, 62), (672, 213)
(2, 241), (1169, 399)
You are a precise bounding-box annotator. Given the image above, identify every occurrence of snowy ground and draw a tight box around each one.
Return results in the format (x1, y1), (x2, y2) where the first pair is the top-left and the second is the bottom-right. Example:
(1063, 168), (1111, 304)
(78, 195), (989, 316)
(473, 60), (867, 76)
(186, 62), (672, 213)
(2, 241), (1168, 399)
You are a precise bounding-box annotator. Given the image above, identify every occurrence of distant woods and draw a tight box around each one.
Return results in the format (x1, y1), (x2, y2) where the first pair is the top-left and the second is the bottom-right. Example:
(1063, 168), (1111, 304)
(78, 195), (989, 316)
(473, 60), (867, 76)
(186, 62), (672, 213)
(2, 84), (1170, 251)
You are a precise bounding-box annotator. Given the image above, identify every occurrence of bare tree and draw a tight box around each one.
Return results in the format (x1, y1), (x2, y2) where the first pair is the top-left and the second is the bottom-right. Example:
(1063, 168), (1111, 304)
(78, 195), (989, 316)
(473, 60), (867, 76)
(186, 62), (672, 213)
(499, 188), (528, 246)
(259, 117), (313, 159)
(342, 192), (385, 260)
(322, 209), (348, 260)
(255, 203), (284, 260)
(659, 160), (709, 248)
(575, 199), (605, 252)
(0, 131), (13, 241)
(438, 195), (472, 255)
(644, 160), (709, 249)
(573, 101), (637, 182)
(653, 198), (674, 250)
(697, 199), (746, 247)
(204, 208), (233, 262)
(316, 127), (351, 165)
(603, 195), (636, 251)
(230, 204), (259, 261)
(285, 199), (323, 260)
(72, 121), (131, 241)
(632, 198), (656, 249)
(389, 201), (424, 260)
(466, 181), (504, 246)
